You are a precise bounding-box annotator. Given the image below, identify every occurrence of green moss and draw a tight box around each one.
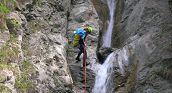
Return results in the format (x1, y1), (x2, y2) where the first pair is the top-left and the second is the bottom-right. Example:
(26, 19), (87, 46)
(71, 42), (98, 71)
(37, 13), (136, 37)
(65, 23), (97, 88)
(28, 20), (41, 33)
(15, 60), (36, 93)
(21, 60), (36, 74)
(0, 34), (18, 64)
(1, 0), (17, 11)
(0, 84), (11, 93)
(15, 74), (33, 93)
(6, 18), (21, 31)
(0, 44), (18, 63)
(10, 18), (21, 27)
(0, 31), (18, 70)
(9, 32), (17, 42)
(0, 63), (11, 69)
(0, 3), (10, 14)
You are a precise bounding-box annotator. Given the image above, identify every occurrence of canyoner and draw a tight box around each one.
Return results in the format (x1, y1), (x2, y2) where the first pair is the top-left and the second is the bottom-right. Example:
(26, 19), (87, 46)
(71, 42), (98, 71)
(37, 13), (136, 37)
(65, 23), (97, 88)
(71, 25), (93, 93)
(71, 25), (93, 66)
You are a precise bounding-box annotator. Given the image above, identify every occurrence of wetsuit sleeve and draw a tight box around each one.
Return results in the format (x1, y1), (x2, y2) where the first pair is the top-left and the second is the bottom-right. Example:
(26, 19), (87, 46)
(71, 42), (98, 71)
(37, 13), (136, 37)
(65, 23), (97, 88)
(80, 32), (87, 46)
(81, 31), (87, 40)
(81, 34), (86, 39)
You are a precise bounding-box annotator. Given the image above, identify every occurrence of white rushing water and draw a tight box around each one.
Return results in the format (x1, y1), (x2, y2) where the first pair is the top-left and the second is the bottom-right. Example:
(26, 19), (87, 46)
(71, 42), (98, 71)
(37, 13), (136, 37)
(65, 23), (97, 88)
(114, 47), (129, 76)
(92, 0), (133, 92)
(92, 0), (116, 93)
(92, 53), (114, 93)
(102, 0), (116, 47)
(92, 47), (130, 93)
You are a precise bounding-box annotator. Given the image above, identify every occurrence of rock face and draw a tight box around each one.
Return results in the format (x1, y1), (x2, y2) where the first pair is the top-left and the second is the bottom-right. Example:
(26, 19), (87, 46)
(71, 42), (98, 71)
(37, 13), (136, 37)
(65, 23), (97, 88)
(0, 0), (74, 92)
(20, 0), (74, 92)
(66, 0), (100, 92)
(110, 0), (172, 93)
(0, 0), (101, 92)
(93, 0), (172, 92)
(1, 0), (172, 93)
(90, 0), (109, 48)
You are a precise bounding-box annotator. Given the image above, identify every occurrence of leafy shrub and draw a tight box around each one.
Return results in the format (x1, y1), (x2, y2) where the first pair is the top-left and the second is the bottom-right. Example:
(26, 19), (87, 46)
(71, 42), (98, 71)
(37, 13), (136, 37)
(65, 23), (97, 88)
(0, 3), (10, 14)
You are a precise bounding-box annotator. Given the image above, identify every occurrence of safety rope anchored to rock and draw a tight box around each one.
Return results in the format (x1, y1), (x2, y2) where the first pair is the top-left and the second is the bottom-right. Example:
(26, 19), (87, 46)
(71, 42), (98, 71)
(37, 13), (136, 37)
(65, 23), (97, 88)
(83, 44), (87, 93)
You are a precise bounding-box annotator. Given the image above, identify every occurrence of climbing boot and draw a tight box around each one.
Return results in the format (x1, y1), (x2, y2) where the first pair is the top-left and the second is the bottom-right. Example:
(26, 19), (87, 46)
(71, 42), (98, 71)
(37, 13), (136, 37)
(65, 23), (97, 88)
(83, 62), (90, 67)
(75, 57), (81, 61)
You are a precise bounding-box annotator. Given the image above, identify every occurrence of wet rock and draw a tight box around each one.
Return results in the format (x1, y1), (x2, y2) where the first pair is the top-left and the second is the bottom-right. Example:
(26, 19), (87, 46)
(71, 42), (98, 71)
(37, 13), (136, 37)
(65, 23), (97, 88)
(97, 47), (116, 64)
(72, 0), (85, 5)
(66, 0), (100, 92)
(69, 65), (95, 93)
(113, 0), (172, 92)
(169, 0), (172, 12)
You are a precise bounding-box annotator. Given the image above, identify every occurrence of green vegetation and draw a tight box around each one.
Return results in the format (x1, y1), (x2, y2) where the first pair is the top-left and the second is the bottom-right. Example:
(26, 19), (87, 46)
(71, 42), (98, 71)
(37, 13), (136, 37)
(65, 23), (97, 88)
(1, 0), (17, 11)
(0, 33), (18, 64)
(0, 31), (18, 77)
(0, 0), (18, 30)
(9, 31), (17, 42)
(28, 20), (41, 33)
(0, 63), (12, 70)
(20, 60), (36, 74)
(0, 3), (10, 30)
(6, 17), (22, 33)
(15, 75), (34, 93)
(15, 60), (36, 93)
(0, 3), (10, 14)
(0, 44), (18, 63)
(0, 84), (11, 93)
(9, 18), (21, 27)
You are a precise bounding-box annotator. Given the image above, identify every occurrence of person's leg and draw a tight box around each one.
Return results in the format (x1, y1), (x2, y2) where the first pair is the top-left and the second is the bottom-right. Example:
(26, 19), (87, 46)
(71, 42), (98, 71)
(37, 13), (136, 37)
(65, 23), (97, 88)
(76, 44), (84, 61)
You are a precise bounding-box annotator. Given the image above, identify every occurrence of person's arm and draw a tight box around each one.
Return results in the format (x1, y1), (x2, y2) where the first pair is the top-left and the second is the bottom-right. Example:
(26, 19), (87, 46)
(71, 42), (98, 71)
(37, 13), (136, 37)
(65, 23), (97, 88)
(82, 32), (88, 46)
(72, 31), (77, 40)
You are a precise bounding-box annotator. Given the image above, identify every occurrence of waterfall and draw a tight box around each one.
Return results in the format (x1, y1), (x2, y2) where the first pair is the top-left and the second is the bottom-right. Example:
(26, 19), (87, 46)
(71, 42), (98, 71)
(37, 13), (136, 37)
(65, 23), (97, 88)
(102, 0), (116, 47)
(92, 53), (114, 93)
(92, 0), (116, 92)
(92, 47), (130, 93)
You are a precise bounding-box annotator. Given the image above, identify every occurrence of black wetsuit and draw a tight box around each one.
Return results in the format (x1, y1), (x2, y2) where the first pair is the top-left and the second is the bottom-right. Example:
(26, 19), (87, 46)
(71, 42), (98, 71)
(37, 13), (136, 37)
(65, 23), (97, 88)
(76, 33), (88, 61)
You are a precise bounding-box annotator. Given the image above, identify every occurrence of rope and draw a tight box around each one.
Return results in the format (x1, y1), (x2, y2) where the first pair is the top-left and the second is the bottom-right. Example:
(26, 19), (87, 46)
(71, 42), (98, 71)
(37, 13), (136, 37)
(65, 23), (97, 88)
(83, 43), (87, 93)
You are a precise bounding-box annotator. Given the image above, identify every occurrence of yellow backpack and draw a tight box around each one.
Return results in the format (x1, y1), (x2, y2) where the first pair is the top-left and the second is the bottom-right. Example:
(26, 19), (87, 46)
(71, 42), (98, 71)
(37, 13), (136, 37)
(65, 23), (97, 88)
(72, 34), (80, 47)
